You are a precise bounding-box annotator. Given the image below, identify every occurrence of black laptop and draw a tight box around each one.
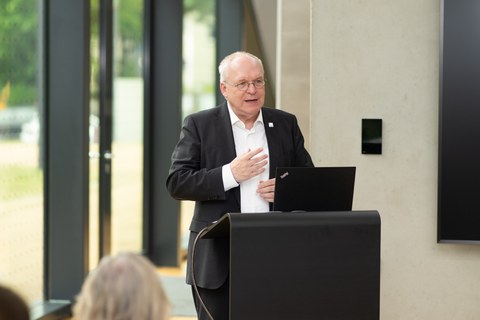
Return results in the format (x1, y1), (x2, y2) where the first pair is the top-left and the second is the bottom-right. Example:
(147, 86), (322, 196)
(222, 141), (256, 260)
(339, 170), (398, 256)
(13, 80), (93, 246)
(272, 166), (356, 212)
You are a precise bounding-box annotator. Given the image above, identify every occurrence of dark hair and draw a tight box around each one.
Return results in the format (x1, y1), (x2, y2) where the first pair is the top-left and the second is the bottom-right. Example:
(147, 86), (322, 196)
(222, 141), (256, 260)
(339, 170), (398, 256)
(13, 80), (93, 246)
(0, 285), (29, 320)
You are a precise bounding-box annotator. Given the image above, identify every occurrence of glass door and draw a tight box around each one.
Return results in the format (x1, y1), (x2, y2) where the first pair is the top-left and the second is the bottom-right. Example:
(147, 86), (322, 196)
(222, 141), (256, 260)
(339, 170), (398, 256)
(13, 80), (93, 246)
(89, 0), (101, 269)
(110, 0), (144, 254)
(181, 0), (216, 255)
(89, 0), (144, 269)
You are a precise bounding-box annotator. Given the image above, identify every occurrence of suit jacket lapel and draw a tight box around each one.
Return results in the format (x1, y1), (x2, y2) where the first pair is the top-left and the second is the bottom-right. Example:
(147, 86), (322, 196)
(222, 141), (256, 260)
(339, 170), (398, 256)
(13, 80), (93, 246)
(217, 102), (236, 161)
(216, 102), (241, 205)
(262, 108), (280, 179)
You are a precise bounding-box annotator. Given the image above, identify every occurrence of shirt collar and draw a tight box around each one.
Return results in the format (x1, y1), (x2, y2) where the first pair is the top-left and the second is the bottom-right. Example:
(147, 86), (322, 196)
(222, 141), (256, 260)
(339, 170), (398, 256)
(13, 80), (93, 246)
(227, 102), (264, 128)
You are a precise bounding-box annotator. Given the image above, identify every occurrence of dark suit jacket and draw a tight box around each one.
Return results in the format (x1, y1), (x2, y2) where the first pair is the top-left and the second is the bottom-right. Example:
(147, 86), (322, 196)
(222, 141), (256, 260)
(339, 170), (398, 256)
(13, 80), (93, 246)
(166, 102), (314, 289)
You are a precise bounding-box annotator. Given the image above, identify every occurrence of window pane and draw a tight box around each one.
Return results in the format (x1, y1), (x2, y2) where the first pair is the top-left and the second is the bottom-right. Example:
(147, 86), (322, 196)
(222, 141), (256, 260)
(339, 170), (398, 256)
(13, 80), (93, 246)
(183, 0), (216, 117)
(89, 0), (100, 270)
(181, 0), (216, 253)
(111, 0), (144, 254)
(0, 0), (44, 304)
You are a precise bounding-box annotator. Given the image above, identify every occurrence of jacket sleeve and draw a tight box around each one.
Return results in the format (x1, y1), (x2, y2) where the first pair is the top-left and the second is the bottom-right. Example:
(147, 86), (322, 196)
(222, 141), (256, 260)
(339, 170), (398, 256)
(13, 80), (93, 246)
(166, 115), (227, 201)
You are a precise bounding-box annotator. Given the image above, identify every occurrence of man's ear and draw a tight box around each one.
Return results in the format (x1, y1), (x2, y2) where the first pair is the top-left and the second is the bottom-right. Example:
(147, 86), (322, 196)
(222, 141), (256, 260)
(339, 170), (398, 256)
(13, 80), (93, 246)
(220, 82), (228, 98)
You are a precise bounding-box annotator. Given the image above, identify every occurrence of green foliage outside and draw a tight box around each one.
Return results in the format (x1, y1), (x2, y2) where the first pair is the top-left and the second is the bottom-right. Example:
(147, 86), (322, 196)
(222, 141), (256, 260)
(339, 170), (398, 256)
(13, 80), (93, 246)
(0, 0), (38, 107)
(184, 0), (214, 25)
(0, 0), (215, 107)
(0, 0), (145, 109)
(116, 0), (143, 77)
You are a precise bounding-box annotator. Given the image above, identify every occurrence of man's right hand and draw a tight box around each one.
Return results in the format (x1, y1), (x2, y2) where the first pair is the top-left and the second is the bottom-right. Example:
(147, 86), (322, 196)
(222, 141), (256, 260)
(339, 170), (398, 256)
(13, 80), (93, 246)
(230, 148), (268, 183)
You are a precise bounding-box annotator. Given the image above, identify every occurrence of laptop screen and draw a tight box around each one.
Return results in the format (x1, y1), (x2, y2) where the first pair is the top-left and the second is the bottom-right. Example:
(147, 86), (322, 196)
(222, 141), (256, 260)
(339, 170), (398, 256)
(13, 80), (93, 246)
(272, 167), (356, 212)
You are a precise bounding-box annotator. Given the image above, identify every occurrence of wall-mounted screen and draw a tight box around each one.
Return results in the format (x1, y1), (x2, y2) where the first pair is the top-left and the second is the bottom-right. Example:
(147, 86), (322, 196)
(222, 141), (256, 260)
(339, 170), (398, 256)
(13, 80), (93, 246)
(438, 0), (480, 243)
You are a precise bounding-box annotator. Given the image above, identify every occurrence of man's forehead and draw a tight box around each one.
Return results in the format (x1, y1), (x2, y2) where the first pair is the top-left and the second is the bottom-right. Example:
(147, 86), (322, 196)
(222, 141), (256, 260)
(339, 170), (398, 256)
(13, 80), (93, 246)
(229, 55), (261, 69)
(228, 59), (264, 79)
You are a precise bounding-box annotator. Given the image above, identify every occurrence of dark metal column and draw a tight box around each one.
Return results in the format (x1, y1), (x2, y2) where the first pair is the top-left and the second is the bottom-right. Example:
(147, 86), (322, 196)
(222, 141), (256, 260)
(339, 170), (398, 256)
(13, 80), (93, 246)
(99, 0), (113, 258)
(143, 0), (182, 266)
(45, 0), (90, 300)
(215, 0), (244, 104)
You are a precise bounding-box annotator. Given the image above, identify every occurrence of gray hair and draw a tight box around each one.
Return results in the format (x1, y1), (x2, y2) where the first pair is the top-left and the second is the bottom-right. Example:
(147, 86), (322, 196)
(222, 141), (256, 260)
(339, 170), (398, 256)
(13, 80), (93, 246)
(218, 51), (264, 82)
(73, 252), (170, 320)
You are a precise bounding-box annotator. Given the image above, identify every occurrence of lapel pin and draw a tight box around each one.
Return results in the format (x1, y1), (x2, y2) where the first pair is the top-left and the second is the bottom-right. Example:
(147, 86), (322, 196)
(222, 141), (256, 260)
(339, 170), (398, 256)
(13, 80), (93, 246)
(268, 122), (274, 128)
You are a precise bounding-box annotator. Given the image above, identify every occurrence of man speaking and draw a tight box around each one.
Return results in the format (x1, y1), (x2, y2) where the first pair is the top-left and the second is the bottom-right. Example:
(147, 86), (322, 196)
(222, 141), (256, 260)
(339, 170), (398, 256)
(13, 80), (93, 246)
(167, 51), (314, 320)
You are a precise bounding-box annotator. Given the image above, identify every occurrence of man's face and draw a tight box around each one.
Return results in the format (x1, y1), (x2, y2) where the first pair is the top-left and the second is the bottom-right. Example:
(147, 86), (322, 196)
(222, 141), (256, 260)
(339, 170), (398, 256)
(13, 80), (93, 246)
(220, 56), (265, 123)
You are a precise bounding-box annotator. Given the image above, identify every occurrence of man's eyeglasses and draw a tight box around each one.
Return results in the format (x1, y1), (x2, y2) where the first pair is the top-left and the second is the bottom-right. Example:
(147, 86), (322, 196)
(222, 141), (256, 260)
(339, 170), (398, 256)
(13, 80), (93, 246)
(224, 79), (267, 91)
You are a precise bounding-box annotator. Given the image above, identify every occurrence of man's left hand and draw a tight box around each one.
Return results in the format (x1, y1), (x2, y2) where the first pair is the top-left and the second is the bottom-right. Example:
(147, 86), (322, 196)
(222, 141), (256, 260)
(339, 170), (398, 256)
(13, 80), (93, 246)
(257, 178), (275, 203)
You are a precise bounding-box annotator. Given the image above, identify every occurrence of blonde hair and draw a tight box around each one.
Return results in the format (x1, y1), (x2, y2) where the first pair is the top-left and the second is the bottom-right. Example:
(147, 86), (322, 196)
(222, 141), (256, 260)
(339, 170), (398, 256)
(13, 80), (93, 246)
(218, 51), (264, 82)
(73, 252), (170, 320)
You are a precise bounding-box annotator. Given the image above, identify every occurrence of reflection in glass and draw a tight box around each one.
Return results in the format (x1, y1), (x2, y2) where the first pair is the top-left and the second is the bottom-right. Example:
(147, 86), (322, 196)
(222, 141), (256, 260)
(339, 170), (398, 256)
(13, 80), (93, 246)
(0, 0), (44, 303)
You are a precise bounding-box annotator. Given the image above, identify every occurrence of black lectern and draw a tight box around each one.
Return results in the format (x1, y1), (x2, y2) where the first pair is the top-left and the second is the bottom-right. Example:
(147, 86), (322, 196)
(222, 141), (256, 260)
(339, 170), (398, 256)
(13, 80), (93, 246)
(201, 211), (380, 320)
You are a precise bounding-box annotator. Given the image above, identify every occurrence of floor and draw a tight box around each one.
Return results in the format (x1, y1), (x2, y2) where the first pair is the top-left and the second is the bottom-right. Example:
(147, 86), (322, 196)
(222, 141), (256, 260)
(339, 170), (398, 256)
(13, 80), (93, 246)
(158, 264), (197, 320)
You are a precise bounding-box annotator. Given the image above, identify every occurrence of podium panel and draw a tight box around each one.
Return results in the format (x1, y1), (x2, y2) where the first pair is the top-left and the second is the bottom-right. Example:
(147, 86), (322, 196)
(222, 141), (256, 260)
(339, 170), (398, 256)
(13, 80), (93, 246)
(202, 211), (380, 320)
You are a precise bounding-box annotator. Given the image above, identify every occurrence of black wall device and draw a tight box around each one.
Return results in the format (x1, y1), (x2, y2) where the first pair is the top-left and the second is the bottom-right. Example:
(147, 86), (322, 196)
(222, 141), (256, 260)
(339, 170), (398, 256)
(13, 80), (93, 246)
(362, 119), (382, 155)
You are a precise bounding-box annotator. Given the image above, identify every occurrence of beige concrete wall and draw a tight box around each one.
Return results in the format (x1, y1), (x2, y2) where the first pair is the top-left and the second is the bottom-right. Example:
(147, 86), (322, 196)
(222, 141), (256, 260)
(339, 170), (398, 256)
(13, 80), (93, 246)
(276, 0), (311, 148)
(309, 1), (480, 319)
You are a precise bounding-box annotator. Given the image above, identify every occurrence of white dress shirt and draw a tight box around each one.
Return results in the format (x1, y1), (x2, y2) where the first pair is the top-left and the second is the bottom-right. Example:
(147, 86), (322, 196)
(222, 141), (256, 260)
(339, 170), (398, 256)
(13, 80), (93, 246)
(222, 104), (270, 213)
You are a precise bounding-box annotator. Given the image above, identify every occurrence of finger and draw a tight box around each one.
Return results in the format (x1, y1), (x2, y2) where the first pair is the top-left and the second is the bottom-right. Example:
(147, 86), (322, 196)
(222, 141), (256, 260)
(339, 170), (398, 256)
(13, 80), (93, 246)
(250, 166), (266, 177)
(257, 184), (275, 194)
(244, 147), (264, 159)
(258, 178), (275, 188)
(257, 179), (275, 191)
(252, 159), (268, 169)
(258, 190), (275, 202)
(252, 154), (269, 162)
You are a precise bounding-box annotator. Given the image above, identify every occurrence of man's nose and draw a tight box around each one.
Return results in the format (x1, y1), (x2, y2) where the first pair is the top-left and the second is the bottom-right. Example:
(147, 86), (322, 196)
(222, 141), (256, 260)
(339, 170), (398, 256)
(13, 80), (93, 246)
(246, 82), (257, 93)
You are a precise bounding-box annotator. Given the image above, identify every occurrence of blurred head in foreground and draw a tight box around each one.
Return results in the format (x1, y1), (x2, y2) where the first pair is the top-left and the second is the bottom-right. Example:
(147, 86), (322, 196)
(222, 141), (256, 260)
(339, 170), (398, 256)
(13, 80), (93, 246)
(0, 284), (29, 320)
(73, 252), (170, 320)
